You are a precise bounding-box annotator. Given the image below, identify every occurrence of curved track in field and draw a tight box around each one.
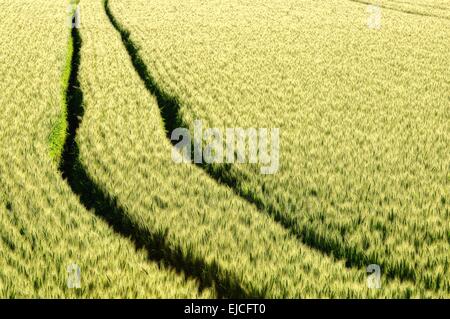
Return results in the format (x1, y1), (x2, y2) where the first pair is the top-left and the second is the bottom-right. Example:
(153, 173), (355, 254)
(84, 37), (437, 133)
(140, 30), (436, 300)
(388, 0), (450, 11)
(346, 0), (450, 20)
(58, 27), (246, 298)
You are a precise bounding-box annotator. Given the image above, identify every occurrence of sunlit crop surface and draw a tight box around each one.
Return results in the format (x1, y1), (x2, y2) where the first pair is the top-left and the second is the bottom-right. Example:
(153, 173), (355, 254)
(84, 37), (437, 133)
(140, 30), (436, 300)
(0, 0), (448, 298)
(0, 0), (208, 298)
(109, 0), (450, 295)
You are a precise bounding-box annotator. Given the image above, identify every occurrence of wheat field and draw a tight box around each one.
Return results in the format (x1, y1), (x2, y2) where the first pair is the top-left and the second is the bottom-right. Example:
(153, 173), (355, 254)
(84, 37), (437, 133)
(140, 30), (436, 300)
(0, 0), (448, 298)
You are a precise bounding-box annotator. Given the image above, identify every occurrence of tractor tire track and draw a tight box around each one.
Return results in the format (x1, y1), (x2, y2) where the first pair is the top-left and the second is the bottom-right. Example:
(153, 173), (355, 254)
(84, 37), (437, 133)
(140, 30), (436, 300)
(346, 0), (450, 20)
(58, 26), (248, 299)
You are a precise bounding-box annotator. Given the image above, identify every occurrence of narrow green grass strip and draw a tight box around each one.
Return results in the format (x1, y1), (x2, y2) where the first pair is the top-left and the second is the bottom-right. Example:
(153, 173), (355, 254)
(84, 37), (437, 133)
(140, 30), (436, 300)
(49, 27), (72, 164)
